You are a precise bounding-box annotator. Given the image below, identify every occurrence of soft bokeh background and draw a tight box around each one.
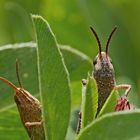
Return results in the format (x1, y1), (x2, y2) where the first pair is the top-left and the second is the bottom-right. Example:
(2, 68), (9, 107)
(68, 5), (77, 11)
(0, 0), (140, 120)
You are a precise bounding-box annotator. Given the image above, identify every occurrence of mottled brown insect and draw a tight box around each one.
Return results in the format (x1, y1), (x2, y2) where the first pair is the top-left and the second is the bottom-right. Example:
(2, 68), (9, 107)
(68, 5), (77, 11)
(90, 27), (131, 115)
(0, 60), (45, 140)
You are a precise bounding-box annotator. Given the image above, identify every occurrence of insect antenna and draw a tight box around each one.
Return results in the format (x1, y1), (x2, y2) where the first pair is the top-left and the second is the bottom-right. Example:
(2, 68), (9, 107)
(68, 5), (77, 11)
(16, 59), (22, 88)
(90, 27), (102, 56)
(106, 27), (117, 55)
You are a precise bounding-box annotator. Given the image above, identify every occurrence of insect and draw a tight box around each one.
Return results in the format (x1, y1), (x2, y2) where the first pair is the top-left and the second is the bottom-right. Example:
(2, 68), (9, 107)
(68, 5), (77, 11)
(76, 112), (82, 134)
(90, 26), (131, 115)
(0, 60), (45, 140)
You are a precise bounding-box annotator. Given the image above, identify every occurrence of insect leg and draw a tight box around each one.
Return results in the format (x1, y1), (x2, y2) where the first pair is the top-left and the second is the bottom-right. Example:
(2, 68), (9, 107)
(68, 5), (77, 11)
(25, 121), (45, 140)
(25, 121), (42, 127)
(114, 84), (131, 97)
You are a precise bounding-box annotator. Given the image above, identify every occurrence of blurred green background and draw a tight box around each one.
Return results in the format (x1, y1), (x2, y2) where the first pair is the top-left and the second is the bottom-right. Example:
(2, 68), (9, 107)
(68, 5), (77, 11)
(0, 0), (140, 109)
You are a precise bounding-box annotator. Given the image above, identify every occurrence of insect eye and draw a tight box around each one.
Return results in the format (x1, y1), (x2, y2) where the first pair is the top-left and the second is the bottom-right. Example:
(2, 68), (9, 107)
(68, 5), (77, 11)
(93, 59), (97, 65)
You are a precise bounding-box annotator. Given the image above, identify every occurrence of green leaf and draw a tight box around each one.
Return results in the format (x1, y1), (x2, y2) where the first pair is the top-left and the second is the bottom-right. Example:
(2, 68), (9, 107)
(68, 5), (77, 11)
(81, 75), (98, 129)
(0, 42), (92, 108)
(76, 110), (140, 140)
(0, 106), (29, 140)
(0, 42), (39, 140)
(59, 45), (92, 81)
(0, 42), (38, 109)
(32, 15), (71, 140)
(0, 42), (92, 140)
(98, 90), (118, 117)
(60, 45), (92, 108)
